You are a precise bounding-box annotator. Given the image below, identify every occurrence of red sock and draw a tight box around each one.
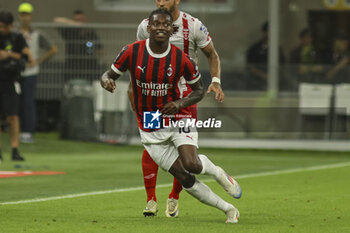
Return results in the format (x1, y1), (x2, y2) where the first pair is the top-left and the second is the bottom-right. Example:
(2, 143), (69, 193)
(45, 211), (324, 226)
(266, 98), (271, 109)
(168, 177), (183, 200)
(142, 149), (158, 202)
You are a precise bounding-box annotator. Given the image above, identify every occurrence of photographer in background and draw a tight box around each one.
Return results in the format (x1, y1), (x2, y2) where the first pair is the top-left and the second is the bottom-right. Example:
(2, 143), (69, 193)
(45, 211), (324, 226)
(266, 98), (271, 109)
(0, 11), (33, 162)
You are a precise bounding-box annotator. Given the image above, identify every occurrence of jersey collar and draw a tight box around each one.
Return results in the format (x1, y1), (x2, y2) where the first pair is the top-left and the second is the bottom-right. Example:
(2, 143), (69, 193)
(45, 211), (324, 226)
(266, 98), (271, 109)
(173, 11), (183, 25)
(146, 38), (171, 58)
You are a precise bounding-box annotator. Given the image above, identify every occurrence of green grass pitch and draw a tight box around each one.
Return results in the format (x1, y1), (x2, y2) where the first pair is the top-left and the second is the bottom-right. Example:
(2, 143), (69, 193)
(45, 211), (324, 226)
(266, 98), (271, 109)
(0, 133), (350, 233)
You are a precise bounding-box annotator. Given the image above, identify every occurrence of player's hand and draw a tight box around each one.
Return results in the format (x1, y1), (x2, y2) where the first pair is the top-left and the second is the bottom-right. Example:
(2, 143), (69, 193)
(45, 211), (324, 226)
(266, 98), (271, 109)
(0, 50), (9, 60)
(207, 82), (224, 103)
(101, 77), (116, 93)
(161, 101), (180, 115)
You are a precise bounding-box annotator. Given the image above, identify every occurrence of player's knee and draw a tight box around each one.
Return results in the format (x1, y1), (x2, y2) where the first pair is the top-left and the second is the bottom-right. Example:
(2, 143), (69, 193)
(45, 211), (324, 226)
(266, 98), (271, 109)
(182, 156), (203, 174)
(178, 146), (202, 174)
(184, 161), (202, 174)
(177, 172), (195, 188)
(169, 163), (195, 188)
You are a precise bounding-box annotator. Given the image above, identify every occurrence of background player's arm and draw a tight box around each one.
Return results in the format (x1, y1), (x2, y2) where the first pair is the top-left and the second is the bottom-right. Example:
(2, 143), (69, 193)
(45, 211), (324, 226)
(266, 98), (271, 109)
(201, 41), (224, 103)
(53, 17), (83, 26)
(100, 69), (119, 93)
(326, 56), (349, 79)
(162, 78), (205, 115)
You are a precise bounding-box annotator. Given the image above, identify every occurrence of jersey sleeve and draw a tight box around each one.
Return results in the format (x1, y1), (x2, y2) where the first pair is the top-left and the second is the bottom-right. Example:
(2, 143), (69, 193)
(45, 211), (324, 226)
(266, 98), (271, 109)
(111, 45), (131, 75)
(193, 18), (212, 49)
(38, 31), (53, 50)
(136, 19), (149, 41)
(183, 55), (201, 84)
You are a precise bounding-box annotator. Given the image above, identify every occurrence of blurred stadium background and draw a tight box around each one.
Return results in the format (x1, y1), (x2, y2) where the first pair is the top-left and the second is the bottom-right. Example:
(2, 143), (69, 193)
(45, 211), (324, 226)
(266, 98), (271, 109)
(1, 0), (350, 146)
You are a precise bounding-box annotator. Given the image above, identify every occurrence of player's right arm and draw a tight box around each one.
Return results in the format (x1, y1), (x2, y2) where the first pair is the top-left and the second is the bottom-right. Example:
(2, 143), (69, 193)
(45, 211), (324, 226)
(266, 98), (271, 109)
(100, 69), (119, 93)
(126, 19), (148, 110)
(100, 44), (131, 93)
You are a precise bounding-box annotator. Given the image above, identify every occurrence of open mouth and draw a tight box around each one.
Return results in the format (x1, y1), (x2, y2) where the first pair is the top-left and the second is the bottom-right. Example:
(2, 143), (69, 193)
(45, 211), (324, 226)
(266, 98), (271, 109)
(156, 31), (167, 37)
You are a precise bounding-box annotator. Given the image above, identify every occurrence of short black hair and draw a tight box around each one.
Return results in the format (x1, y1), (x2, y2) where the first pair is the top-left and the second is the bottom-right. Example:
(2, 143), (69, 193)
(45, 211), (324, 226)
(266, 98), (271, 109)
(299, 28), (311, 38)
(262, 21), (268, 32)
(148, 8), (173, 23)
(0, 11), (14, 25)
(73, 10), (84, 15)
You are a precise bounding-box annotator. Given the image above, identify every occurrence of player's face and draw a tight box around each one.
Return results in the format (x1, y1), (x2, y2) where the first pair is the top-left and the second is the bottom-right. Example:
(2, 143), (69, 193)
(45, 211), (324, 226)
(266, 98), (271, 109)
(0, 22), (11, 36)
(301, 33), (313, 45)
(155, 0), (179, 14)
(19, 13), (32, 25)
(148, 14), (173, 43)
(73, 13), (87, 23)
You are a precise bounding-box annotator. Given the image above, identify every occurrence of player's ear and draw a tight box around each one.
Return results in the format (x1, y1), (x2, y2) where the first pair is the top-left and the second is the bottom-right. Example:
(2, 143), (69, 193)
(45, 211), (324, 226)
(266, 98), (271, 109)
(147, 23), (151, 33)
(169, 24), (174, 35)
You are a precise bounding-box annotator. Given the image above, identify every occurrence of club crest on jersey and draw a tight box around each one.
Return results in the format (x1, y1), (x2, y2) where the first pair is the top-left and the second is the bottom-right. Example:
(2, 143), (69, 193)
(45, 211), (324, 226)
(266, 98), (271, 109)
(167, 66), (173, 77)
(183, 29), (189, 40)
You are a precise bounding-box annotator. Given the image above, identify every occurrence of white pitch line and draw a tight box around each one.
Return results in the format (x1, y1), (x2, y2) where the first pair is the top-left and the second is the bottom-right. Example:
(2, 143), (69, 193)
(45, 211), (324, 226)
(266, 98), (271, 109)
(1, 161), (350, 205)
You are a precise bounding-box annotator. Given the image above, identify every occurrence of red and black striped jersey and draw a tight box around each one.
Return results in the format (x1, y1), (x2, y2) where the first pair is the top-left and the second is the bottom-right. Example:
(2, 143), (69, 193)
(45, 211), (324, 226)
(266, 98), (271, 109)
(111, 39), (201, 131)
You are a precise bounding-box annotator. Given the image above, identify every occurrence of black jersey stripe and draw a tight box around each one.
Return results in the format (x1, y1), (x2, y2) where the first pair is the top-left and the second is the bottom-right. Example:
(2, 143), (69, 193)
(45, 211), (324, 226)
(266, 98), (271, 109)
(151, 58), (160, 111)
(113, 45), (129, 65)
(183, 63), (191, 81)
(187, 55), (197, 70)
(171, 48), (183, 101)
(162, 53), (172, 106)
(131, 44), (141, 119)
(140, 47), (150, 111)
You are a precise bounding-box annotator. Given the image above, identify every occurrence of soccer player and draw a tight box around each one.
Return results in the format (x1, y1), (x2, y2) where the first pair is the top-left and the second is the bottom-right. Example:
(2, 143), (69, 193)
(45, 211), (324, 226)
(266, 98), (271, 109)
(101, 8), (240, 223)
(132, 0), (226, 217)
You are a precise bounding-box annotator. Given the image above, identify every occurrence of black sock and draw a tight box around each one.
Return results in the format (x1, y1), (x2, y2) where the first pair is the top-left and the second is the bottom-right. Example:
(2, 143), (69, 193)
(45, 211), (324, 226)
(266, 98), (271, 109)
(12, 148), (18, 154)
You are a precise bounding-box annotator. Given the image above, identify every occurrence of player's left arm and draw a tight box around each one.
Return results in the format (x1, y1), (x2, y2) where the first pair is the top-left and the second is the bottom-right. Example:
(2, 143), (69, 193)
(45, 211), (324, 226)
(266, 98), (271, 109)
(162, 56), (205, 115)
(201, 41), (224, 103)
(161, 78), (205, 115)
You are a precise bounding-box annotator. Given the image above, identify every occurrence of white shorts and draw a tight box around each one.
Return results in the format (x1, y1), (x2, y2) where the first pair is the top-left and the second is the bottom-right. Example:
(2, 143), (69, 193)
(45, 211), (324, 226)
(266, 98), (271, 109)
(139, 118), (198, 171)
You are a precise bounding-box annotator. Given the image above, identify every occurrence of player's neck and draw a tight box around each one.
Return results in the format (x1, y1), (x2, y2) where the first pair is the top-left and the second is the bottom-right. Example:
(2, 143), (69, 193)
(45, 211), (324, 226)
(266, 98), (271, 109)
(172, 10), (180, 21)
(149, 40), (169, 54)
(20, 24), (31, 32)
